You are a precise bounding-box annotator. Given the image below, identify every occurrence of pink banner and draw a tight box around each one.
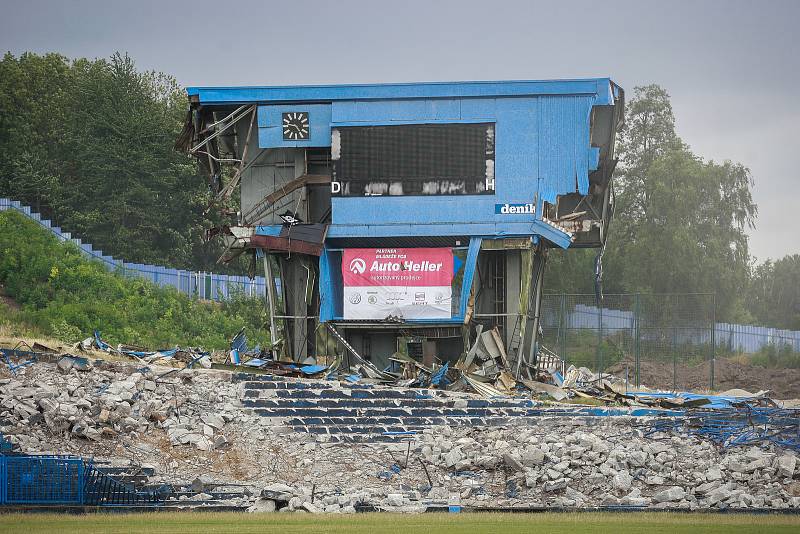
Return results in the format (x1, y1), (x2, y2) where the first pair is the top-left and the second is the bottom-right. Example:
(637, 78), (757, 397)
(343, 248), (452, 287)
(342, 248), (453, 320)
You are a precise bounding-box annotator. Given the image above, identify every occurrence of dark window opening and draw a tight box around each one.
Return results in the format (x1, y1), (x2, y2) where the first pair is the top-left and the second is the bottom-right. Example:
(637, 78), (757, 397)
(332, 122), (495, 197)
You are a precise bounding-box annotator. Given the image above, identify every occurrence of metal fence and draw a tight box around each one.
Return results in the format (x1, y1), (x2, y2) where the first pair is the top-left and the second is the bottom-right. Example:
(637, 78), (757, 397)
(0, 454), (165, 507)
(1, 198), (265, 301)
(0, 455), (84, 505)
(540, 293), (800, 394)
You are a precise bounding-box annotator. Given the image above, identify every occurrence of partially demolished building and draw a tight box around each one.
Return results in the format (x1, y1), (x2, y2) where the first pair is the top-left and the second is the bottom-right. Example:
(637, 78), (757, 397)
(182, 79), (624, 378)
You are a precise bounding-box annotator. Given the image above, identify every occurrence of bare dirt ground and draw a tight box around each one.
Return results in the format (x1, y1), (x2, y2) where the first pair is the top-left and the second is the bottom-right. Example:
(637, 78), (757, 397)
(608, 358), (800, 399)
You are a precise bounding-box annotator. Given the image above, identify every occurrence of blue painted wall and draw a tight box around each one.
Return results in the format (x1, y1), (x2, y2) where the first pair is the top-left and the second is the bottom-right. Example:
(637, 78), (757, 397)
(258, 104), (332, 148)
(324, 94), (595, 243)
(249, 94), (598, 245)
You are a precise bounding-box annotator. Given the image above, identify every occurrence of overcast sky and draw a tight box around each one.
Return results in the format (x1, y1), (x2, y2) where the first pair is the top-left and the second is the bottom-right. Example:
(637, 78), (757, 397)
(2, 0), (798, 260)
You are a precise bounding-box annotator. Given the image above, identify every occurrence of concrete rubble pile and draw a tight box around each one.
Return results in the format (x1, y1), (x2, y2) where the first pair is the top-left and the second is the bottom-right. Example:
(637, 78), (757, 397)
(1, 357), (798, 512)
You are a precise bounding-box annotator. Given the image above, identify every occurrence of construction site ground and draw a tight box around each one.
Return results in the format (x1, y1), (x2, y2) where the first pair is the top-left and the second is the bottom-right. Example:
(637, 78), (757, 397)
(607, 358), (800, 399)
(2, 343), (799, 515)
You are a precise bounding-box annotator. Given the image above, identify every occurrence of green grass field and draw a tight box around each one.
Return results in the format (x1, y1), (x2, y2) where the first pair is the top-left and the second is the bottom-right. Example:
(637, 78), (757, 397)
(0, 512), (798, 534)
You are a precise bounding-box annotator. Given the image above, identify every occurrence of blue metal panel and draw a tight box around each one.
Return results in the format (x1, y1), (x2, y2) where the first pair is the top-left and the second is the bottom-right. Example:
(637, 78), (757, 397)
(331, 98), (461, 123)
(459, 238), (482, 318)
(331, 118), (491, 128)
(588, 146), (601, 171)
(537, 95), (595, 203)
(188, 78), (614, 105)
(460, 98), (497, 119)
(318, 246), (334, 322)
(254, 225), (283, 237)
(257, 104), (332, 148)
(326, 94), (592, 241)
(324, 219), (571, 248)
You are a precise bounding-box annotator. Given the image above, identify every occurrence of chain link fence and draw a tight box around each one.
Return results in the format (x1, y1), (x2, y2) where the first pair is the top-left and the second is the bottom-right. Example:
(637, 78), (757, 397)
(539, 293), (800, 396)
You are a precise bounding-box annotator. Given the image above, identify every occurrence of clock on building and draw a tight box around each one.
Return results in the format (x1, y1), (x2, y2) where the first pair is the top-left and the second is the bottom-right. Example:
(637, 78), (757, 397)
(282, 112), (309, 140)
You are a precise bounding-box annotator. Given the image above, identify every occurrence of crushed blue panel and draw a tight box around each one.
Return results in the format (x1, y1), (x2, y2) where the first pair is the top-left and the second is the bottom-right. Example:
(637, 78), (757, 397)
(93, 330), (111, 351)
(551, 370), (564, 387)
(231, 331), (248, 353)
(1, 348), (37, 375)
(300, 364), (328, 375)
(632, 392), (741, 410)
(430, 362), (450, 386)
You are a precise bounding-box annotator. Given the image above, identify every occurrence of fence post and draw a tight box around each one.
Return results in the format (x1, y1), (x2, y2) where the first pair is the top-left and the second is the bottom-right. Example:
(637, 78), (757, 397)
(672, 307), (678, 392)
(596, 302), (603, 373)
(559, 293), (566, 362)
(78, 460), (85, 505)
(634, 293), (641, 389)
(710, 293), (716, 391)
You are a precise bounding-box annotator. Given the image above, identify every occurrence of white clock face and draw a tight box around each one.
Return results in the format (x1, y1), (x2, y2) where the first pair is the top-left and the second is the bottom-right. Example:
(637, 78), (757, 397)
(282, 112), (309, 140)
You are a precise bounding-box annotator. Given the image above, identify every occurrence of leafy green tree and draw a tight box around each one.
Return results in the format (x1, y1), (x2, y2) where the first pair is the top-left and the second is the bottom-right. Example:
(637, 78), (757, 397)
(748, 255), (800, 330)
(546, 85), (758, 322)
(0, 52), (233, 271)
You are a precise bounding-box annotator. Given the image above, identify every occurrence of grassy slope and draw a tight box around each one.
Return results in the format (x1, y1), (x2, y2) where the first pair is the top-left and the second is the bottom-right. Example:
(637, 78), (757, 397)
(0, 512), (797, 534)
(0, 210), (267, 349)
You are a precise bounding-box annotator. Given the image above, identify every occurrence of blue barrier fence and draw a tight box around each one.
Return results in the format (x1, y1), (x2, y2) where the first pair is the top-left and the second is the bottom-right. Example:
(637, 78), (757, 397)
(0, 453), (166, 507)
(0, 455), (84, 505)
(0, 198), (265, 301)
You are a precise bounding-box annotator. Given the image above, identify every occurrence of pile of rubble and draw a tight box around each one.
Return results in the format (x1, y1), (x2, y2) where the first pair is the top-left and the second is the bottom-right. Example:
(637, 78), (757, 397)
(1, 356), (799, 512)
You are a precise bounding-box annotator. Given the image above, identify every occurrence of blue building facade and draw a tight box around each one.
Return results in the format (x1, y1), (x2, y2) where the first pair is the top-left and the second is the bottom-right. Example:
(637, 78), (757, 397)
(184, 79), (624, 370)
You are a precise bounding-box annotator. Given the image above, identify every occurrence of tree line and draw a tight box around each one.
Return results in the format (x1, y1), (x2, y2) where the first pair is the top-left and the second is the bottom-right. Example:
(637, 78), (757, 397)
(0, 52), (229, 271)
(0, 53), (796, 329)
(546, 85), (798, 329)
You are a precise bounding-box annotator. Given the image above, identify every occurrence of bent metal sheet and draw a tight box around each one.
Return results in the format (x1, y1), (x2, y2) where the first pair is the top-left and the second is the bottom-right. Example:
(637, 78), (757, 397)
(342, 248), (453, 320)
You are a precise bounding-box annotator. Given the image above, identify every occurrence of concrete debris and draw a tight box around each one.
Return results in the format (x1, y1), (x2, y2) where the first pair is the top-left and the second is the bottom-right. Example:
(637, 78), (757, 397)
(1, 357), (799, 512)
(652, 486), (687, 503)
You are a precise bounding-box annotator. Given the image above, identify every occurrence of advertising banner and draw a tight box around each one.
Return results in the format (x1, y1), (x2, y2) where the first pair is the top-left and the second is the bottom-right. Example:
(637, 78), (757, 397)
(342, 248), (453, 320)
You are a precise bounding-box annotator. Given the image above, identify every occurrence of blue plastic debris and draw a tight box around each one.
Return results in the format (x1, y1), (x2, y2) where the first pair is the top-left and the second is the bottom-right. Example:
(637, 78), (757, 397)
(244, 358), (268, 367)
(644, 404), (800, 452)
(632, 391), (759, 410)
(505, 479), (518, 498)
(300, 364), (327, 375)
(551, 370), (565, 387)
(93, 330), (111, 351)
(1, 348), (37, 375)
(430, 362), (450, 387)
(230, 328), (248, 353)
(345, 374), (361, 383)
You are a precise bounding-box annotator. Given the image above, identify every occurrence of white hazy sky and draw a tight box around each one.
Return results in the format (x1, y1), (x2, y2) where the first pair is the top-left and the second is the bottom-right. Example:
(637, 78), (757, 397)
(1, 0), (798, 261)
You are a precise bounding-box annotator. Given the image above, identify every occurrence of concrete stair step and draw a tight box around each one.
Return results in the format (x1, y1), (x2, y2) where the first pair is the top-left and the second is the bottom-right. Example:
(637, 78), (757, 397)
(284, 416), (532, 427)
(241, 396), (534, 410)
(250, 407), (540, 418)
